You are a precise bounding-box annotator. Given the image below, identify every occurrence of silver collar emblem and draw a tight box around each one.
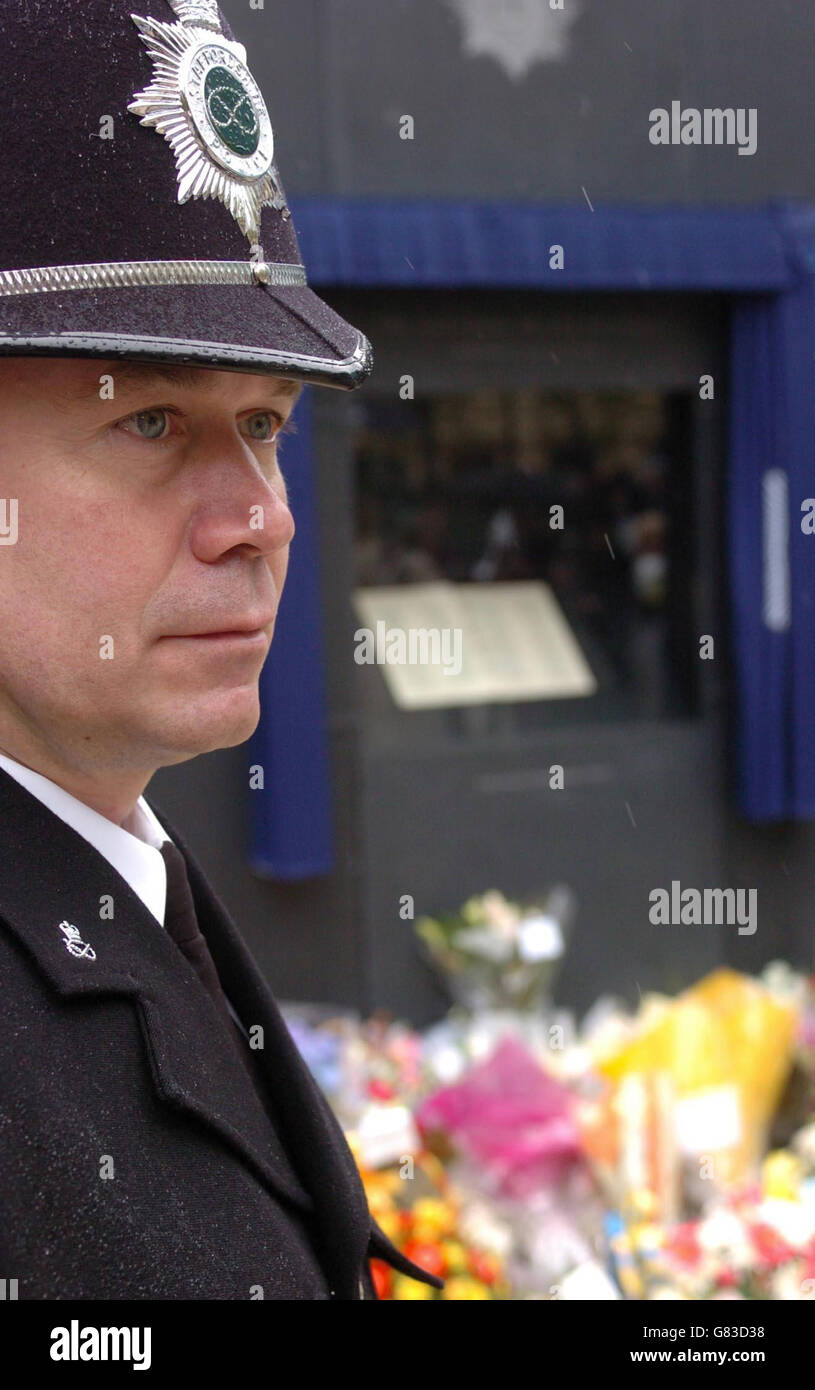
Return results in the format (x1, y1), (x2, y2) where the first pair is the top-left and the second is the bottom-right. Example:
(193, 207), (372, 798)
(128, 1), (288, 247)
(59, 920), (96, 961)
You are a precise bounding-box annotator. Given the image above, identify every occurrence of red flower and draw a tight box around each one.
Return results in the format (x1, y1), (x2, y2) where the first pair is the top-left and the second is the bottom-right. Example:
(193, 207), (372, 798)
(370, 1259), (393, 1299)
(749, 1223), (796, 1269)
(402, 1240), (447, 1279)
(467, 1249), (502, 1285)
(368, 1078), (395, 1100)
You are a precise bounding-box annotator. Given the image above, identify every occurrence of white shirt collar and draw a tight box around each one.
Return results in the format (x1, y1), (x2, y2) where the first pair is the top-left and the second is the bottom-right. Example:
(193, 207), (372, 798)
(0, 751), (169, 926)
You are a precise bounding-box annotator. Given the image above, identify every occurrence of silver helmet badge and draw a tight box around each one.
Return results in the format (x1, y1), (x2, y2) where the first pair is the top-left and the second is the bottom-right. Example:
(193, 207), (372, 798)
(128, 0), (288, 248)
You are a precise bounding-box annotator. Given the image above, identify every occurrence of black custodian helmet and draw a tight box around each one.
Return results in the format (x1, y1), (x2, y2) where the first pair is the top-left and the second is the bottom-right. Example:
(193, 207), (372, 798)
(0, 0), (372, 388)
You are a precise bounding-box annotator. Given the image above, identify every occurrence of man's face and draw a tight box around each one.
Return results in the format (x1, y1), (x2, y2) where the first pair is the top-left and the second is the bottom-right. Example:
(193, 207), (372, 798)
(0, 357), (300, 778)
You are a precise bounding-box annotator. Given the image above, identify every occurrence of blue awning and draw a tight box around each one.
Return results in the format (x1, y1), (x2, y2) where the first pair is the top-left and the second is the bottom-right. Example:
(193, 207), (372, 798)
(291, 197), (794, 292)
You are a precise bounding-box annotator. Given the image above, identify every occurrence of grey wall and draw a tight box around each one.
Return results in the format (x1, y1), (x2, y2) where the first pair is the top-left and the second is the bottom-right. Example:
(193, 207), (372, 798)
(223, 0), (815, 204)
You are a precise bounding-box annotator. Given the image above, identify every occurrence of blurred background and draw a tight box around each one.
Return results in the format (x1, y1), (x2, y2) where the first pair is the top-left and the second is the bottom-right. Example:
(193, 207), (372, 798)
(153, 0), (815, 1027)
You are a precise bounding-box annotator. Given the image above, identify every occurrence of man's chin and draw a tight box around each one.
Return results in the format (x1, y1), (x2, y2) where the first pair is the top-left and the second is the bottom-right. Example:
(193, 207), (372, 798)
(150, 687), (262, 758)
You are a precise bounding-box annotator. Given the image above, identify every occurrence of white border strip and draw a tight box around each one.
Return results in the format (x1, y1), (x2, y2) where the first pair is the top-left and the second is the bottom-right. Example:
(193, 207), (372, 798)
(762, 468), (791, 631)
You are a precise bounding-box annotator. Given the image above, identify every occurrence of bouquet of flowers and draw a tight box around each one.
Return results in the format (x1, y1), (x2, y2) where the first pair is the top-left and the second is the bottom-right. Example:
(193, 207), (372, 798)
(415, 886), (575, 1013)
(351, 1143), (511, 1300)
(607, 1144), (815, 1299)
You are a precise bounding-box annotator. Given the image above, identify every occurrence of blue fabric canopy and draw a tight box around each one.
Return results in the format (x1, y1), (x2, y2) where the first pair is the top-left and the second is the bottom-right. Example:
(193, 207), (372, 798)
(253, 199), (815, 876)
(291, 198), (792, 292)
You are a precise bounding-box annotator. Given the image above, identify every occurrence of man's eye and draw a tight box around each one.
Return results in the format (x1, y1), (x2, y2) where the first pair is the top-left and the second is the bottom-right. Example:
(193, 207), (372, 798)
(243, 411), (278, 442)
(120, 408), (171, 440)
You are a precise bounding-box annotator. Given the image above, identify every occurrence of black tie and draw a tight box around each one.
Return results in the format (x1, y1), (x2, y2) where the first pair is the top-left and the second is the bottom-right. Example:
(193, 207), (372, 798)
(159, 839), (246, 1052)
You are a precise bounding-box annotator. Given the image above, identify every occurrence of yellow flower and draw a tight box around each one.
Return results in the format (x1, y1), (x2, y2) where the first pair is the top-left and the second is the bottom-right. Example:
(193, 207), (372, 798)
(392, 1276), (437, 1300)
(411, 1198), (456, 1240)
(762, 1150), (802, 1202)
(440, 1241), (470, 1275)
(441, 1277), (492, 1300)
(374, 1211), (402, 1243)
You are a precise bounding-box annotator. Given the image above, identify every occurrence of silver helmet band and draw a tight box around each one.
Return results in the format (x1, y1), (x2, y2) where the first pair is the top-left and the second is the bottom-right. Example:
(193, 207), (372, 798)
(0, 259), (307, 297)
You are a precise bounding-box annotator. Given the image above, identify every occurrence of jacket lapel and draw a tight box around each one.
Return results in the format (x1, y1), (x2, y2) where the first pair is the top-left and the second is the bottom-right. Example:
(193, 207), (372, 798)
(0, 768), (314, 1218)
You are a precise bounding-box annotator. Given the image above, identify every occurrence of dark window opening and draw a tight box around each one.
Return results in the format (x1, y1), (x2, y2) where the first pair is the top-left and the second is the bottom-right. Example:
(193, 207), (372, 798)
(352, 387), (699, 730)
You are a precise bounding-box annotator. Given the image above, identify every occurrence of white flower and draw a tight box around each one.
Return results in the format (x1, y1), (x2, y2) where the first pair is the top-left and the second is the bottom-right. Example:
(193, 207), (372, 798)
(517, 913), (563, 963)
(756, 1197), (815, 1249)
(454, 926), (515, 963)
(771, 1264), (809, 1300)
(793, 1124), (815, 1167)
(696, 1209), (754, 1269)
(479, 890), (522, 936)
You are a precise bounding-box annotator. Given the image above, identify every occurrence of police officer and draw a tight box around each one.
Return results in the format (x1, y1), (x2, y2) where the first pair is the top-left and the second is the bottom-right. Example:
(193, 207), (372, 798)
(0, 0), (441, 1300)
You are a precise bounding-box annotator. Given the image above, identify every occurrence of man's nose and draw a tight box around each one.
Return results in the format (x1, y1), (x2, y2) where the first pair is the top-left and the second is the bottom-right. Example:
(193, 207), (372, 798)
(184, 443), (296, 564)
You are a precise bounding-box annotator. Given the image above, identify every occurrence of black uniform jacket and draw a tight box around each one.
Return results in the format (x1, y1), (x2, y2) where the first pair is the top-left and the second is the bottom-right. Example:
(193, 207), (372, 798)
(0, 767), (442, 1300)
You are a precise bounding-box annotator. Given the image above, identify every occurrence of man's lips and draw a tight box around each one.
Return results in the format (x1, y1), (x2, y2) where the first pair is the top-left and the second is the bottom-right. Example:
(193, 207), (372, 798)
(160, 614), (275, 640)
(173, 630), (267, 640)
